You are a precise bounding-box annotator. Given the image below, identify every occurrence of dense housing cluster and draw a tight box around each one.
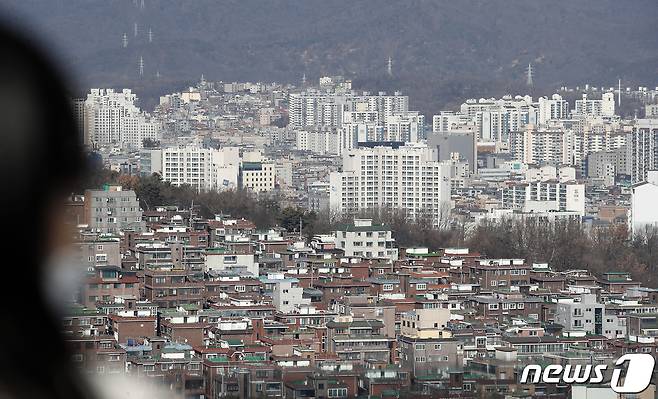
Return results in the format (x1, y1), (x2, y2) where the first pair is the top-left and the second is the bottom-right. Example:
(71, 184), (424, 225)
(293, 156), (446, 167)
(66, 77), (658, 398)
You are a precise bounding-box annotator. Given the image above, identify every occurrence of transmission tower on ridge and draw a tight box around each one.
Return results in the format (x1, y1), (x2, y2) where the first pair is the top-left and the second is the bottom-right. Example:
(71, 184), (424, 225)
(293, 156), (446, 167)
(526, 63), (534, 87)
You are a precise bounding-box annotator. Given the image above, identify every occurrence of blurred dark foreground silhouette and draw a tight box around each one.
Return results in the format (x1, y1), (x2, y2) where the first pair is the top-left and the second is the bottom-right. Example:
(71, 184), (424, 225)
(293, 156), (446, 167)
(0, 25), (91, 398)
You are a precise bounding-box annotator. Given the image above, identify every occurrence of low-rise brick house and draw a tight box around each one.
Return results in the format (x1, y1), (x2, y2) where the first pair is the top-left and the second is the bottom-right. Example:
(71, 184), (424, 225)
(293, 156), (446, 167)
(82, 265), (140, 307)
(67, 335), (127, 376)
(143, 268), (204, 308)
(109, 313), (157, 344)
(468, 259), (531, 289)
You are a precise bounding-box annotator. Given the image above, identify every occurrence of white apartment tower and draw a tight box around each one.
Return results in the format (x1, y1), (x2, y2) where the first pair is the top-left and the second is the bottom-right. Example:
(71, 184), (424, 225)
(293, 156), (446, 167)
(510, 125), (574, 165)
(630, 119), (658, 183)
(574, 92), (615, 118)
(537, 94), (569, 125)
(329, 143), (452, 227)
(83, 89), (160, 148)
(161, 146), (240, 191)
(288, 90), (409, 130)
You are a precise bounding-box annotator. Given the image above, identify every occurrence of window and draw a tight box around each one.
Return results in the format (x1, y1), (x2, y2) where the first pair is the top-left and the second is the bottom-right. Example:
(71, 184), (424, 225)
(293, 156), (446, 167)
(235, 285), (246, 292)
(416, 283), (427, 290)
(434, 344), (442, 350)
(382, 284), (394, 291)
(328, 388), (347, 398)
(488, 303), (499, 310)
(72, 354), (84, 362)
(415, 344), (425, 350)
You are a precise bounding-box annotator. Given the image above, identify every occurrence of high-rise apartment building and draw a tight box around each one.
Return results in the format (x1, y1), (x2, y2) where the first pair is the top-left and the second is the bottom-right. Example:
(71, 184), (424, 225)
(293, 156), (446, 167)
(574, 92), (615, 118)
(82, 89), (160, 148)
(160, 146), (240, 191)
(537, 94), (569, 125)
(510, 126), (573, 165)
(630, 119), (658, 183)
(329, 143), (452, 226)
(459, 96), (537, 145)
(288, 90), (409, 130)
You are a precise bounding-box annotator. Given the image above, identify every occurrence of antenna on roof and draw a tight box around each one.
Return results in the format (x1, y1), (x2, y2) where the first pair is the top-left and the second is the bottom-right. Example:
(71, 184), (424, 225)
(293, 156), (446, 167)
(148, 27), (153, 43)
(122, 33), (128, 48)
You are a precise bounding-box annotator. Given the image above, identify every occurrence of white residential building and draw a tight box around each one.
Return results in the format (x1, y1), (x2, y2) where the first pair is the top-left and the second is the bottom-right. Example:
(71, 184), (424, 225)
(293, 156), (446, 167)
(460, 96), (537, 144)
(272, 278), (310, 313)
(524, 165), (576, 183)
(574, 92), (615, 117)
(119, 114), (160, 149)
(383, 111), (424, 142)
(630, 170), (658, 236)
(288, 90), (408, 129)
(82, 88), (160, 148)
(240, 158), (276, 193)
(501, 180), (586, 216)
(205, 248), (258, 276)
(554, 294), (622, 339)
(334, 219), (398, 261)
(432, 111), (475, 134)
(296, 129), (345, 155)
(537, 94), (569, 125)
(161, 146), (240, 191)
(510, 125), (573, 165)
(329, 143), (452, 226)
(630, 119), (658, 184)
